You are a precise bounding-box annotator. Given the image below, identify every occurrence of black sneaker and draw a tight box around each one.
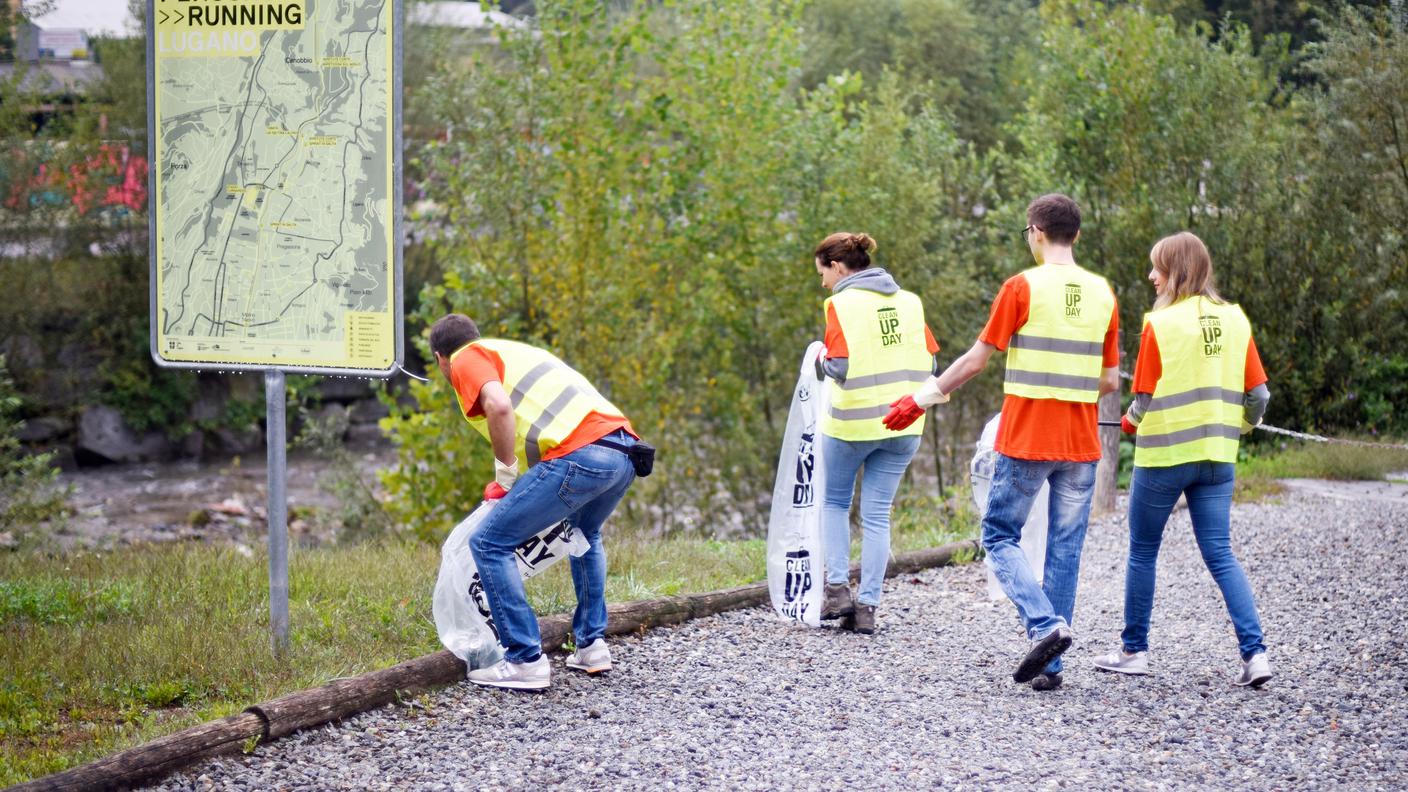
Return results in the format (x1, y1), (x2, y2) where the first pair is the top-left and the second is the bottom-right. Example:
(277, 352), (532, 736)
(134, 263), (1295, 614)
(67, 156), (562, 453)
(1030, 672), (1063, 691)
(820, 583), (855, 620)
(1013, 626), (1073, 683)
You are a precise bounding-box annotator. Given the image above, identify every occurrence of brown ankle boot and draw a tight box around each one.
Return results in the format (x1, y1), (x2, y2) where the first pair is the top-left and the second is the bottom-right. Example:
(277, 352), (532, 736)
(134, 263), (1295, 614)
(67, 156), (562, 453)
(820, 583), (854, 620)
(851, 604), (876, 634)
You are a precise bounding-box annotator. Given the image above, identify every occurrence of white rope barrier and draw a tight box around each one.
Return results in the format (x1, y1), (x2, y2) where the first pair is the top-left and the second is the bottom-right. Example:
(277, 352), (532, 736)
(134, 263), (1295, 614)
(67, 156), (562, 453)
(1115, 370), (1407, 451)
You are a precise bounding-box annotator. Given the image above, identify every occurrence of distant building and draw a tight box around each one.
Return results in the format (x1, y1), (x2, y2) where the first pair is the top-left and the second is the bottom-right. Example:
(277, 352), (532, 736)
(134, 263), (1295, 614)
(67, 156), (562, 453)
(409, 1), (528, 32)
(36, 26), (87, 59)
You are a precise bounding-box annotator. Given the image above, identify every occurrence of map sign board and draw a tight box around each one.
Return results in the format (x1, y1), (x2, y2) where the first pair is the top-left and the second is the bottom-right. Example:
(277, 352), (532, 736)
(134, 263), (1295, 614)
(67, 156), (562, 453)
(146, 0), (402, 374)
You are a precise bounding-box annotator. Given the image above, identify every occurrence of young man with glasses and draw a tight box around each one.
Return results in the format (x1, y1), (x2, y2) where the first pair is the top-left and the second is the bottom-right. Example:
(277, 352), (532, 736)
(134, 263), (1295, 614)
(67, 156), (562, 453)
(884, 193), (1120, 691)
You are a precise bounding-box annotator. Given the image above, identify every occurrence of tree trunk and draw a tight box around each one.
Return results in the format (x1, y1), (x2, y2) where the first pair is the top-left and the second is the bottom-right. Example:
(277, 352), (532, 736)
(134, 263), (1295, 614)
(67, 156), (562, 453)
(1093, 389), (1120, 514)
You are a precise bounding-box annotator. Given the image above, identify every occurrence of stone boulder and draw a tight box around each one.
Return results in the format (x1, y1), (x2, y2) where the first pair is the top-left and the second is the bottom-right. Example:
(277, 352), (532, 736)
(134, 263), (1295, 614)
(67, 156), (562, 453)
(75, 406), (176, 465)
(209, 424), (265, 456)
(348, 397), (389, 424)
(15, 415), (73, 444)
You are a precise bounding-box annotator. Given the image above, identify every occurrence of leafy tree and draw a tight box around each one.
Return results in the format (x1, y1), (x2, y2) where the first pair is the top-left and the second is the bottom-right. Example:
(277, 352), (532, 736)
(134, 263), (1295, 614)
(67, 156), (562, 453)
(1298, 2), (1408, 430)
(798, 0), (1037, 147)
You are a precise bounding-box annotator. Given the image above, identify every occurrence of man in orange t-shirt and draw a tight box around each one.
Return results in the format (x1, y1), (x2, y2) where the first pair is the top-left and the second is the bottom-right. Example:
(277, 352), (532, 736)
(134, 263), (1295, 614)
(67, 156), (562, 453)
(883, 194), (1120, 691)
(428, 313), (644, 691)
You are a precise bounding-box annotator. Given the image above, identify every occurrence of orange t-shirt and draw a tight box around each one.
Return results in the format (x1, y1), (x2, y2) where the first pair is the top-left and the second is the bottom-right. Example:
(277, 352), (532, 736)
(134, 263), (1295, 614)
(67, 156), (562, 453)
(1131, 322), (1268, 395)
(449, 344), (636, 463)
(824, 302), (941, 357)
(979, 270), (1120, 462)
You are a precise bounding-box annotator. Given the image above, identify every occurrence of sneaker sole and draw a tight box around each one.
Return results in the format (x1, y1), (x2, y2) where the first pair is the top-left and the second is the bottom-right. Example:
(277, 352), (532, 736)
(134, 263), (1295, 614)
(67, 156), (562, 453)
(468, 677), (550, 691)
(566, 661), (612, 674)
(1014, 630), (1073, 684)
(820, 606), (855, 621)
(1092, 661), (1151, 676)
(1235, 673), (1272, 688)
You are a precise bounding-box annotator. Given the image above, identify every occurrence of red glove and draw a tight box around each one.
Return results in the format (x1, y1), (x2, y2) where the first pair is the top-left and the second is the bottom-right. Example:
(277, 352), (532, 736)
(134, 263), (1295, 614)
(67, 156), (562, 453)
(483, 481), (509, 501)
(883, 396), (925, 431)
(1121, 416), (1138, 435)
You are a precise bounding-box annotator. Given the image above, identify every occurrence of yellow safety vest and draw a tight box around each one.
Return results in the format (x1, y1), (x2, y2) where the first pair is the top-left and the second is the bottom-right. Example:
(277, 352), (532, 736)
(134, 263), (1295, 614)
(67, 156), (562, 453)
(821, 288), (933, 441)
(450, 339), (626, 471)
(1004, 263), (1115, 403)
(1134, 297), (1251, 467)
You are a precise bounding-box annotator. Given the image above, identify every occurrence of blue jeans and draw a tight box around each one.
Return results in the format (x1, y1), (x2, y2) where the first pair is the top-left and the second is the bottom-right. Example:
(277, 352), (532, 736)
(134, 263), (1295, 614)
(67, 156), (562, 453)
(1122, 462), (1266, 661)
(821, 433), (921, 606)
(981, 454), (1097, 674)
(469, 431), (636, 664)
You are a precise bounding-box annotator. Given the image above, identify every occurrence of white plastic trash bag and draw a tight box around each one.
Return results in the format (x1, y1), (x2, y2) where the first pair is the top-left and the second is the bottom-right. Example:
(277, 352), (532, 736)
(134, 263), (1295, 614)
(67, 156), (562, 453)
(766, 341), (829, 627)
(970, 414), (1049, 600)
(433, 500), (590, 670)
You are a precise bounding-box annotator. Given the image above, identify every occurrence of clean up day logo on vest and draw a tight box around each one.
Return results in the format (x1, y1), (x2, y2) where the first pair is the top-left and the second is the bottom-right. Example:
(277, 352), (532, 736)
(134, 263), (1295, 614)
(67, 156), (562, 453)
(781, 549), (813, 619)
(1064, 283), (1082, 318)
(1200, 315), (1223, 357)
(877, 306), (903, 346)
(793, 430), (816, 507)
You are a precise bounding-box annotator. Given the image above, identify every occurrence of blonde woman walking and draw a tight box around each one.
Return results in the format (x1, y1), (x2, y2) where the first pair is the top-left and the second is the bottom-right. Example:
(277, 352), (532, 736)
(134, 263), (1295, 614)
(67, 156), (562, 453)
(1094, 232), (1273, 687)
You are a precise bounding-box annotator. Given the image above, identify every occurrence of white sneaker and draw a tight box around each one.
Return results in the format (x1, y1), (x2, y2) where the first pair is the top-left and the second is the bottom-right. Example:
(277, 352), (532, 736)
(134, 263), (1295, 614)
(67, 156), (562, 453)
(468, 656), (550, 691)
(1234, 652), (1272, 688)
(565, 639), (613, 674)
(1092, 649), (1151, 675)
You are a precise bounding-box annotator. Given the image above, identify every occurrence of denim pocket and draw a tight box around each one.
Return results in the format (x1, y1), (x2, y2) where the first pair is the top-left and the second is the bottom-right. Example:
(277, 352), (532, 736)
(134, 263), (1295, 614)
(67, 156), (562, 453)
(557, 461), (616, 511)
(1132, 465), (1184, 497)
(999, 456), (1044, 499)
(1206, 462), (1235, 486)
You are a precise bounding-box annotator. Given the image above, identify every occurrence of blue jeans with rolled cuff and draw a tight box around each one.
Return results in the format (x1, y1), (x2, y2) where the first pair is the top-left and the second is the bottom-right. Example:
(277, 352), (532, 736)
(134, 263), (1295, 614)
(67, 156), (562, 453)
(1121, 461), (1266, 661)
(469, 430), (636, 664)
(981, 453), (1097, 675)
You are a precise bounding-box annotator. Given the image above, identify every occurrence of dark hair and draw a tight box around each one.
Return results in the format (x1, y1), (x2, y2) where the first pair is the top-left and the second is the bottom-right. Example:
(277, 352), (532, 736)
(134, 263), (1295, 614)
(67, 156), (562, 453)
(814, 232), (877, 271)
(1026, 194), (1081, 245)
(429, 313), (481, 358)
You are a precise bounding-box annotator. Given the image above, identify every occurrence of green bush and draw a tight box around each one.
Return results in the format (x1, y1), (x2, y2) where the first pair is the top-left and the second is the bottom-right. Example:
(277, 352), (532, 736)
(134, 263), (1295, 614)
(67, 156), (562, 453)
(0, 356), (68, 533)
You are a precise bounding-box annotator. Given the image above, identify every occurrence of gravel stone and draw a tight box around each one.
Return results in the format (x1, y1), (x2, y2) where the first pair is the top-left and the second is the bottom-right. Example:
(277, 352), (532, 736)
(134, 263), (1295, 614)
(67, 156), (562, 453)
(149, 488), (1408, 791)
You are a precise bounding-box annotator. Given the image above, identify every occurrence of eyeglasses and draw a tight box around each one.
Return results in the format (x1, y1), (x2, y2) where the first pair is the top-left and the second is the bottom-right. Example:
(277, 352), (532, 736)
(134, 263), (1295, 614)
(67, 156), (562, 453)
(1021, 224), (1038, 241)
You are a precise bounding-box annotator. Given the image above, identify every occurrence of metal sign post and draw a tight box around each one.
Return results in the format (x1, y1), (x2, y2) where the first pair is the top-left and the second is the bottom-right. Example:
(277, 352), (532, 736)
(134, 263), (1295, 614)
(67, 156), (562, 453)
(265, 370), (290, 654)
(145, 0), (404, 653)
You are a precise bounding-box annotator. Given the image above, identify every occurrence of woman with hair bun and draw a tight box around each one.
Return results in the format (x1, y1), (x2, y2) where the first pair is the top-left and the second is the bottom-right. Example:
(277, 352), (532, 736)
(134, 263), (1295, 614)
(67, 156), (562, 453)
(1093, 231), (1274, 687)
(811, 232), (941, 634)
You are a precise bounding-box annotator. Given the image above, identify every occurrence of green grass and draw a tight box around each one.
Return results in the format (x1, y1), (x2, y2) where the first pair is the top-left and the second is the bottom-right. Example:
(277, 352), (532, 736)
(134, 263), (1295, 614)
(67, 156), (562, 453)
(0, 502), (972, 785)
(1235, 441), (1408, 501)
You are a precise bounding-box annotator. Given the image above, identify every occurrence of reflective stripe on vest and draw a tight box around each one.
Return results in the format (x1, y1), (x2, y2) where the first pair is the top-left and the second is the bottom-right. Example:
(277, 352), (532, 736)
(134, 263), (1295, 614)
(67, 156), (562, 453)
(1134, 298), (1252, 467)
(1003, 264), (1115, 403)
(821, 288), (932, 441)
(452, 339), (625, 471)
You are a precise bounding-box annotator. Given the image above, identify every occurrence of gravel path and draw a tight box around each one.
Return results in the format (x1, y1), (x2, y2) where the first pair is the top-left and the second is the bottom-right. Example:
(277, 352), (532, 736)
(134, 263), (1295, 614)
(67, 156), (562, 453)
(153, 489), (1408, 791)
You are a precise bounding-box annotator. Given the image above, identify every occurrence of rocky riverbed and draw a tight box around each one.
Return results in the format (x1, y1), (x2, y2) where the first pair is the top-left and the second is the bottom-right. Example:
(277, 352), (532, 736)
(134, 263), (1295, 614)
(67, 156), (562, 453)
(149, 486), (1408, 790)
(28, 442), (395, 550)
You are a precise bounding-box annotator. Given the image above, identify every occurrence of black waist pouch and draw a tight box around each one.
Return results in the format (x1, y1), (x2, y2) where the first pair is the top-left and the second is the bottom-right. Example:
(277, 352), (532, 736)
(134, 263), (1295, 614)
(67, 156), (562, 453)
(628, 441), (655, 478)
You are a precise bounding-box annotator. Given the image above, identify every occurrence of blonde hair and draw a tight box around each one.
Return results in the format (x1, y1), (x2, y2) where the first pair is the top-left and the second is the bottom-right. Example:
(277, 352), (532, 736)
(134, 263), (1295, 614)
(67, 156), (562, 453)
(1150, 231), (1223, 309)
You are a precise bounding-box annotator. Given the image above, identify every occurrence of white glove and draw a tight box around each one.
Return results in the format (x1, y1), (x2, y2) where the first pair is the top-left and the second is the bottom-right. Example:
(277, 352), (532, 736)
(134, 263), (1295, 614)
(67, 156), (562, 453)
(912, 377), (950, 408)
(494, 457), (519, 490)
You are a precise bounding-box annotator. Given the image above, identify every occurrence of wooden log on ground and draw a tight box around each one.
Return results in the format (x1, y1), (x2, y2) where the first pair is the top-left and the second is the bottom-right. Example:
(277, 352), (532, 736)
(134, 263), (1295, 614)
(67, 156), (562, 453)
(8, 712), (266, 792)
(251, 649), (466, 741)
(883, 540), (981, 577)
(17, 539), (980, 791)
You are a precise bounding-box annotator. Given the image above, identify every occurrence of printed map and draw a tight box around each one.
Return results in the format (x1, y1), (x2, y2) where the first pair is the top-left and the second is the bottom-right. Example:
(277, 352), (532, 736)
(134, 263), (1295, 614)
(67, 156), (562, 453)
(152, 0), (396, 371)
